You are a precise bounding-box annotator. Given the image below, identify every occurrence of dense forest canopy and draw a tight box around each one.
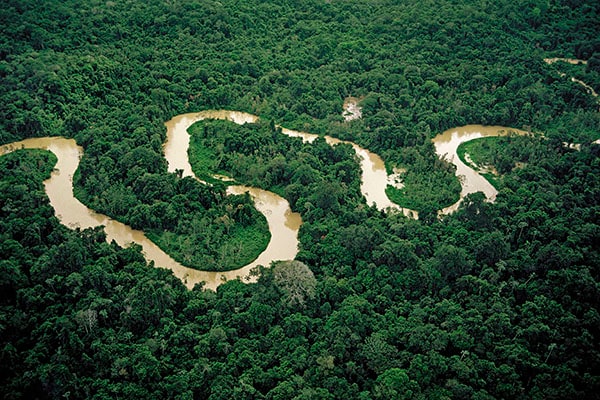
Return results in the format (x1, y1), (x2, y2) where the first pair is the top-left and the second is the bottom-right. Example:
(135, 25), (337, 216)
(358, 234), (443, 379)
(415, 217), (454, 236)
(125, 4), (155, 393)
(1, 0), (599, 398)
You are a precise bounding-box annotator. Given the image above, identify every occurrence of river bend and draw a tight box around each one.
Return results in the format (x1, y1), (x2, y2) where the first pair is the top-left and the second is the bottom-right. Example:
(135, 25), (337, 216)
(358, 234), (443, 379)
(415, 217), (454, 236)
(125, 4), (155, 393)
(1, 112), (525, 289)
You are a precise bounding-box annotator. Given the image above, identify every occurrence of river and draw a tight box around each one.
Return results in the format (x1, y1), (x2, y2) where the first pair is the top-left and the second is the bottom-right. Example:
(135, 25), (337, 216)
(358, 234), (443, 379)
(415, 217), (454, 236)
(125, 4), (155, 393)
(432, 125), (528, 214)
(166, 110), (417, 216)
(1, 113), (525, 289)
(1, 133), (301, 291)
(164, 112), (302, 289)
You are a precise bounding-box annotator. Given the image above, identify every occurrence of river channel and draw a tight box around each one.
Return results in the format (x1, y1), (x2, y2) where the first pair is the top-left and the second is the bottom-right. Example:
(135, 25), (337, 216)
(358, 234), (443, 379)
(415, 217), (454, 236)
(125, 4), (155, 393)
(1, 113), (523, 289)
(434, 125), (528, 214)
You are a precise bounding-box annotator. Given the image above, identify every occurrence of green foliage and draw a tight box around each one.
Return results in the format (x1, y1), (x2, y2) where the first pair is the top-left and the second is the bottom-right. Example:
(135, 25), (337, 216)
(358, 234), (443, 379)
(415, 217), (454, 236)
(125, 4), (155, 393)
(188, 119), (363, 215)
(146, 207), (269, 271)
(1, 0), (599, 398)
(384, 143), (462, 212)
(457, 136), (538, 189)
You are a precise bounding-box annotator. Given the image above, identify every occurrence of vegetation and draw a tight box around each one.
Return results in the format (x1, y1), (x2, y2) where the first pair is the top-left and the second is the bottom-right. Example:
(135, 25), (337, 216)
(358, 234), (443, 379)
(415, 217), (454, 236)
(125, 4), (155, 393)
(384, 148), (462, 212)
(456, 135), (538, 189)
(189, 119), (363, 210)
(546, 58), (600, 100)
(1, 0), (599, 399)
(145, 193), (270, 272)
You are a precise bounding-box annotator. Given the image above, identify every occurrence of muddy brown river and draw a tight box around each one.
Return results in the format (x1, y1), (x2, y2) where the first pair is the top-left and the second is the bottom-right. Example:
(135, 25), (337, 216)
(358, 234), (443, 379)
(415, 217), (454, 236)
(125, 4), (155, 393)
(1, 112), (523, 289)
(1, 136), (299, 290)
(433, 125), (528, 214)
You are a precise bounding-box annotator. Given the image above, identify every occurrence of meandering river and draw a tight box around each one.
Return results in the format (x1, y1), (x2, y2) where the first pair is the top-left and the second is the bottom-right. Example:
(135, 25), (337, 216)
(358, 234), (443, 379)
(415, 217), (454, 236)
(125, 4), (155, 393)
(1, 111), (526, 289)
(433, 125), (528, 214)
(1, 136), (300, 290)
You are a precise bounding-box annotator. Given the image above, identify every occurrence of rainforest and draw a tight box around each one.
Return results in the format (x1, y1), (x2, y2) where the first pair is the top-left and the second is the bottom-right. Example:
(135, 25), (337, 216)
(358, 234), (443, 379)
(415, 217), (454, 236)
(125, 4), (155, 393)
(1, 0), (599, 398)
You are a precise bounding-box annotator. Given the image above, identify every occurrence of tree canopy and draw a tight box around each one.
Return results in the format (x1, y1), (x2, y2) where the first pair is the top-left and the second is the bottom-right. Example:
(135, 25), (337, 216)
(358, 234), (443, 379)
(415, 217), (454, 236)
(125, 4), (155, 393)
(1, 0), (599, 398)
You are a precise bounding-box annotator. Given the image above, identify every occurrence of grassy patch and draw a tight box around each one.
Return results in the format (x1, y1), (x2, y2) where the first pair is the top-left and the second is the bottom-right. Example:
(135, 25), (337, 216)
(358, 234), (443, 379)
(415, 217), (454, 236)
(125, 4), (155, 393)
(147, 212), (270, 272)
(187, 124), (230, 183)
(187, 144), (219, 180)
(457, 137), (504, 190)
(385, 175), (461, 213)
(480, 172), (502, 190)
(456, 137), (500, 167)
(385, 185), (419, 211)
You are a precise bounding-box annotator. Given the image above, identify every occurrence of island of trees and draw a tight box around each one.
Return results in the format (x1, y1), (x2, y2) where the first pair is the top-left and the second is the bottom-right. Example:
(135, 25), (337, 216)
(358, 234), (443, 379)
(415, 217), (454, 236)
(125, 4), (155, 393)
(1, 0), (599, 398)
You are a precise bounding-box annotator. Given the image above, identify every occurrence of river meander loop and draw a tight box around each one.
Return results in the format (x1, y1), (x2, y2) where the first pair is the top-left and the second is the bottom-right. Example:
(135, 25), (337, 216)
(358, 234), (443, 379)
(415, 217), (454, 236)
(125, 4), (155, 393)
(1, 112), (529, 289)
